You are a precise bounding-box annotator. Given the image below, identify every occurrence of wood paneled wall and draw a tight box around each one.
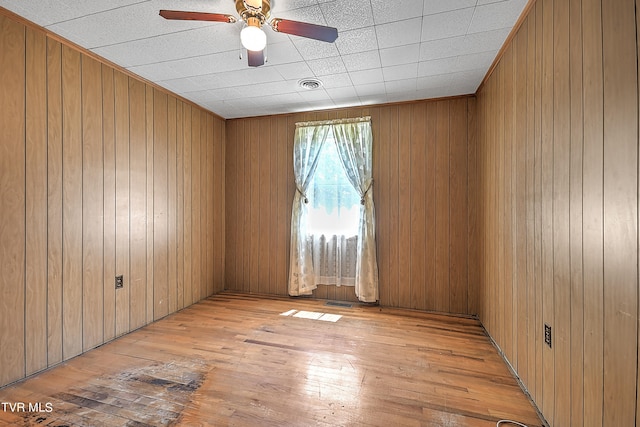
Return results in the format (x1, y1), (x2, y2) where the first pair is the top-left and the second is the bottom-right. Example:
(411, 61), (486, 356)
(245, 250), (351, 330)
(0, 12), (225, 389)
(225, 99), (478, 314)
(475, 0), (639, 425)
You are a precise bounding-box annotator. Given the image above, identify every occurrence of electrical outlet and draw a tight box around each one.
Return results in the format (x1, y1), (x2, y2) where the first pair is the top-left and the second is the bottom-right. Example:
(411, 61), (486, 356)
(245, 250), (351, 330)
(544, 323), (552, 348)
(115, 275), (124, 289)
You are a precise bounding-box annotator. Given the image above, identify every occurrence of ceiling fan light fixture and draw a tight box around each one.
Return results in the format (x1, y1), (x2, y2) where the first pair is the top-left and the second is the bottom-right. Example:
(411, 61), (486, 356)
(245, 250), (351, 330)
(241, 22), (267, 51)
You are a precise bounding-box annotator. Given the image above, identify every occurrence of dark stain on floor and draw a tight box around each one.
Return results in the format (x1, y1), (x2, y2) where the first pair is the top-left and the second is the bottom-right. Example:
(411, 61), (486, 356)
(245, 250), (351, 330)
(18, 359), (209, 427)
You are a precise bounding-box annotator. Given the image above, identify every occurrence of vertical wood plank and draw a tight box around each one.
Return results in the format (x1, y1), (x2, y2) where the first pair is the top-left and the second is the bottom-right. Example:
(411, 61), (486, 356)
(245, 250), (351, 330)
(552, 0), (571, 423)
(636, 0), (640, 423)
(569, 0), (584, 424)
(238, 120), (249, 293)
(183, 104), (193, 306)
(525, 10), (538, 398)
(176, 101), (185, 309)
(81, 54), (104, 351)
(114, 70), (130, 336)
(449, 98), (468, 314)
(207, 115), (215, 295)
(102, 65), (116, 343)
(46, 37), (63, 367)
(496, 62), (505, 353)
(435, 101), (450, 312)
(238, 121), (255, 292)
(397, 104), (412, 309)
(516, 27), (530, 378)
(0, 15), (26, 385)
(601, 0), (638, 425)
(191, 107), (201, 302)
(377, 107), (390, 306)
(425, 102), (438, 311)
(225, 120), (238, 291)
(389, 106), (400, 307)
(502, 50), (514, 362)
(533, 0), (544, 405)
(249, 119), (261, 294)
(276, 116), (289, 296)
(540, 0), (555, 421)
(62, 45), (83, 360)
(410, 102), (426, 311)
(216, 116), (225, 293)
(153, 89), (168, 319)
(467, 97), (478, 316)
(200, 112), (208, 298)
(269, 116), (279, 295)
(25, 27), (48, 375)
(167, 96), (177, 312)
(145, 85), (154, 323)
(259, 117), (271, 295)
(128, 78), (147, 331)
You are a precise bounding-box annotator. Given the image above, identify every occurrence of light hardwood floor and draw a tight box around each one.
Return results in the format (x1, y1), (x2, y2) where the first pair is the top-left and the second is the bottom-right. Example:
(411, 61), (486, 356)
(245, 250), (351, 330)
(0, 293), (544, 426)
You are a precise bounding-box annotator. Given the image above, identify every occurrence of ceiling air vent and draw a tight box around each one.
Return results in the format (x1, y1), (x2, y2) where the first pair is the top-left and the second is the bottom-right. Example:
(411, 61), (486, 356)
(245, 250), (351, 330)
(298, 78), (323, 90)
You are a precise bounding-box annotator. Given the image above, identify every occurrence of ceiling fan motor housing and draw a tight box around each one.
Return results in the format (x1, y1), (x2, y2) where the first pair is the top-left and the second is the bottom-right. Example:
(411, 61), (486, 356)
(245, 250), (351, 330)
(236, 0), (270, 25)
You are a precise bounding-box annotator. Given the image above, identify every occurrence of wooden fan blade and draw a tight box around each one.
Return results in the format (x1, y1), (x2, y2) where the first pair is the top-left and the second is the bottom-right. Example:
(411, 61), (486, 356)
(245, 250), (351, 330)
(247, 49), (265, 67)
(159, 10), (237, 23)
(270, 18), (338, 43)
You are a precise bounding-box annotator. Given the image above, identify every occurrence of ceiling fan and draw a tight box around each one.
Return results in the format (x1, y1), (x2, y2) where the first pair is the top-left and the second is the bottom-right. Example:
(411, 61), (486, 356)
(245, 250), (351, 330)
(159, 0), (339, 67)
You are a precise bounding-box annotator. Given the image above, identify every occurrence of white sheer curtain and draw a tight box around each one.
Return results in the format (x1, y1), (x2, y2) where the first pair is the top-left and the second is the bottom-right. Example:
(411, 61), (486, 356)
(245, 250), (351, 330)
(332, 118), (379, 302)
(288, 117), (379, 302)
(288, 123), (331, 296)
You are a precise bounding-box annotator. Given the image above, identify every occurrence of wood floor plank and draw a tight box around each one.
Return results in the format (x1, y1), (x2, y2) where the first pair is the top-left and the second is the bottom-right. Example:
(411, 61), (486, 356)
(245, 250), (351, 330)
(0, 293), (544, 427)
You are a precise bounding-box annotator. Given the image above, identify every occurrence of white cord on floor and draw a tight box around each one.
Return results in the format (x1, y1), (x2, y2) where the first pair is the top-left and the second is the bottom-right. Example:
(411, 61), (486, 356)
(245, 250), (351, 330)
(496, 420), (528, 427)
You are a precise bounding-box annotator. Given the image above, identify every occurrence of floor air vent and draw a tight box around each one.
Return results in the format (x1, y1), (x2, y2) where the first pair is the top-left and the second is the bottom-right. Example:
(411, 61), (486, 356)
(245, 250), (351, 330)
(325, 301), (352, 308)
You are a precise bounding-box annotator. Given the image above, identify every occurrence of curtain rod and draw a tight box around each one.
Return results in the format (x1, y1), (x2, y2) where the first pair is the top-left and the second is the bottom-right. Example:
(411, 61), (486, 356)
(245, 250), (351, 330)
(295, 116), (371, 127)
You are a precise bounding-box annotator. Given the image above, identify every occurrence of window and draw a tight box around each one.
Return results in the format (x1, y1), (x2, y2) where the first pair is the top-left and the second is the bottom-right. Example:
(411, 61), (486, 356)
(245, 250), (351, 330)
(289, 117), (378, 302)
(306, 134), (360, 237)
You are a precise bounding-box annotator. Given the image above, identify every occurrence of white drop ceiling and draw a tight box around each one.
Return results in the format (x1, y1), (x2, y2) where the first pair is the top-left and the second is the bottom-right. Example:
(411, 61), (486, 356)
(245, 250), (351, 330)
(0, 0), (528, 119)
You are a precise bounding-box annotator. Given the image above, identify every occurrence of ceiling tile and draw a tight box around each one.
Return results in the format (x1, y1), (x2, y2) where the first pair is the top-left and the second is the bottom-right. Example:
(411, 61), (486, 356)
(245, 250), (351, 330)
(417, 57), (458, 77)
(353, 82), (387, 97)
(380, 44), (420, 67)
(319, 73), (353, 89)
(453, 50), (497, 73)
(385, 78), (417, 94)
(418, 37), (459, 61)
(342, 50), (382, 72)
(420, 7), (475, 42)
(158, 77), (205, 94)
(271, 4), (327, 25)
(321, 0), (374, 31)
(275, 61), (315, 80)
(422, 0), (477, 16)
(370, 0), (425, 25)
(326, 86), (359, 101)
(298, 88), (333, 102)
(263, 40), (304, 65)
(413, 86), (450, 100)
(350, 68), (384, 85)
(335, 27), (379, 55)
(468, 0), (528, 34)
(375, 17), (422, 49)
(382, 63), (418, 81)
(292, 37), (340, 60)
(417, 73), (452, 90)
(306, 56), (347, 76)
